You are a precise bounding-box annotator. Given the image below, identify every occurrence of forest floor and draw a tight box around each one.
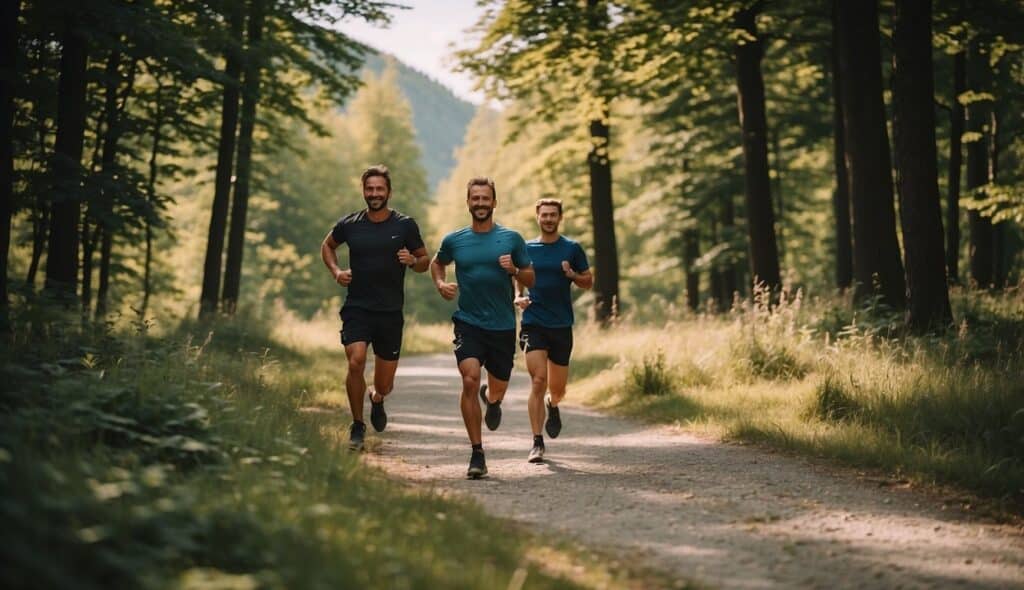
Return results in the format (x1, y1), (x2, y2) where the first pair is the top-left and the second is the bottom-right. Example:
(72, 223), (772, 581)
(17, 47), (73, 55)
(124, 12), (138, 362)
(331, 355), (1024, 590)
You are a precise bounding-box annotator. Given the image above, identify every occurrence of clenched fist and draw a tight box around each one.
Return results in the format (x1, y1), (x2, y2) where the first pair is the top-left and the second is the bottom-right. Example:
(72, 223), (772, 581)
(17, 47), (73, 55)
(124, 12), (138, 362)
(562, 260), (577, 279)
(436, 281), (458, 301)
(334, 269), (353, 286)
(498, 254), (516, 275)
(514, 295), (531, 310)
(397, 247), (416, 266)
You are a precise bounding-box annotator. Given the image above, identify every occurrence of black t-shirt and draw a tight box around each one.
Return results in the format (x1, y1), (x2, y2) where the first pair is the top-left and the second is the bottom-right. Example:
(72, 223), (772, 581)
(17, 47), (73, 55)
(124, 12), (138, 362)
(330, 209), (425, 313)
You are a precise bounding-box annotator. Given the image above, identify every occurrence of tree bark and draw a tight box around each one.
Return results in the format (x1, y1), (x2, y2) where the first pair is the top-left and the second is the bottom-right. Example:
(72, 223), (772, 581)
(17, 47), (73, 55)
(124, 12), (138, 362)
(45, 20), (89, 298)
(965, 41), (992, 288)
(588, 115), (619, 323)
(892, 0), (952, 331)
(946, 49), (965, 284)
(0, 0), (18, 323)
(199, 3), (244, 317)
(989, 110), (1005, 288)
(734, 5), (781, 291)
(95, 55), (135, 320)
(830, 0), (853, 291)
(142, 80), (166, 316)
(717, 194), (737, 311)
(835, 0), (906, 308)
(222, 0), (265, 314)
(683, 226), (700, 311)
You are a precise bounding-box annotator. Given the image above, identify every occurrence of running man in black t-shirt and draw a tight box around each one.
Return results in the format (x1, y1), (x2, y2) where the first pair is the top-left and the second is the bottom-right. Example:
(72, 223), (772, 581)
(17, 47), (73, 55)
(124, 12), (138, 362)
(320, 165), (429, 451)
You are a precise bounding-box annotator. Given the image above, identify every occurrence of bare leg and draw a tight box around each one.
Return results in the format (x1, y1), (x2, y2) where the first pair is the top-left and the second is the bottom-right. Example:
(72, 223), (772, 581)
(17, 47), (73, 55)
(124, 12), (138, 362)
(526, 349), (549, 435)
(485, 370), (510, 404)
(344, 342), (369, 422)
(371, 357), (399, 403)
(459, 358), (483, 444)
(547, 360), (569, 406)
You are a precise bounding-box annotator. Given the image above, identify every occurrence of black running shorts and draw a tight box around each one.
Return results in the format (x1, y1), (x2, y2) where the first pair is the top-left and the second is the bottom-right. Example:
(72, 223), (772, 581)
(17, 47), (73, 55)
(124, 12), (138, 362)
(340, 307), (404, 361)
(518, 324), (574, 366)
(452, 318), (516, 382)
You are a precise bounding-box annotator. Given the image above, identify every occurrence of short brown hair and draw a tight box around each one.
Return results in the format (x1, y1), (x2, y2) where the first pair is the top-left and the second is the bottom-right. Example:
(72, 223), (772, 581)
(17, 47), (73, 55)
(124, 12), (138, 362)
(361, 165), (391, 192)
(535, 198), (563, 215)
(466, 176), (496, 200)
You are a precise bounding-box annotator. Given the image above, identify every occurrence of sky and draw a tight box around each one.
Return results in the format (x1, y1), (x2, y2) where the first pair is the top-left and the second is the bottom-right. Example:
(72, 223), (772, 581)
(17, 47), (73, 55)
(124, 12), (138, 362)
(336, 0), (488, 104)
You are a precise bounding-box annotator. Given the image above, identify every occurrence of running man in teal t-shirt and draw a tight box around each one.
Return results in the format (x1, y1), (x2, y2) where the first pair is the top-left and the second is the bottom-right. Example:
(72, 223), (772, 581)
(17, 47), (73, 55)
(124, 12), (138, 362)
(431, 177), (534, 479)
(514, 199), (592, 464)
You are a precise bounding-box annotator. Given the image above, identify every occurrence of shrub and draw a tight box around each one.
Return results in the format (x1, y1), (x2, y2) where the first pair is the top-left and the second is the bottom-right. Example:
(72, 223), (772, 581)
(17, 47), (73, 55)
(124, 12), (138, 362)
(627, 352), (675, 396)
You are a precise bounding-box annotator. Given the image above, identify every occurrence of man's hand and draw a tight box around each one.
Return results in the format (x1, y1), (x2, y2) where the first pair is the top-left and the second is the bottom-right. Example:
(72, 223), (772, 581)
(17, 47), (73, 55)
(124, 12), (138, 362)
(514, 295), (531, 310)
(561, 260), (577, 280)
(397, 247), (416, 267)
(499, 254), (516, 275)
(334, 269), (353, 286)
(436, 281), (458, 301)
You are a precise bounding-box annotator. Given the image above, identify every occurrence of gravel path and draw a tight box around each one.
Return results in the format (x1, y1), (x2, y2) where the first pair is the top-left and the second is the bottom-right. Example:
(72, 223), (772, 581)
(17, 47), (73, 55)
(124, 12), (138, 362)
(360, 355), (1024, 589)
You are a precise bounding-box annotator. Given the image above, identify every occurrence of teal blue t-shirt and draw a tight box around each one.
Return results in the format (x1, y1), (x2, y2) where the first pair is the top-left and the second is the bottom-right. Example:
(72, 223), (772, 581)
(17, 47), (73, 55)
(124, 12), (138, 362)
(522, 236), (590, 328)
(436, 224), (531, 331)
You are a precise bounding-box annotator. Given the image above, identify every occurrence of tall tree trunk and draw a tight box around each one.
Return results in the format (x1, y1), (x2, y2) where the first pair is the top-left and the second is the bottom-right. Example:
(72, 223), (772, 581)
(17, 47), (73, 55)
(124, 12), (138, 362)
(892, 0), (952, 331)
(946, 49), (965, 284)
(81, 50), (122, 313)
(734, 5), (781, 291)
(199, 4), (244, 317)
(222, 0), (265, 314)
(830, 1), (853, 291)
(1, 0), (19, 325)
(718, 194), (737, 310)
(80, 214), (95, 309)
(27, 202), (47, 286)
(94, 55), (134, 320)
(588, 115), (619, 323)
(95, 228), (111, 318)
(965, 41), (992, 288)
(142, 81), (166, 316)
(709, 217), (724, 311)
(835, 0), (906, 308)
(683, 226), (700, 311)
(771, 128), (785, 264)
(989, 110), (1005, 288)
(45, 20), (89, 297)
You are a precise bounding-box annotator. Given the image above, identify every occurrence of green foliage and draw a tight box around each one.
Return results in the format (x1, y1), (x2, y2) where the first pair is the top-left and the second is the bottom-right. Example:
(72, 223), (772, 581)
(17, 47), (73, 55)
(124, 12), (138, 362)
(362, 52), (475, 190)
(0, 303), (594, 589)
(627, 351), (675, 396)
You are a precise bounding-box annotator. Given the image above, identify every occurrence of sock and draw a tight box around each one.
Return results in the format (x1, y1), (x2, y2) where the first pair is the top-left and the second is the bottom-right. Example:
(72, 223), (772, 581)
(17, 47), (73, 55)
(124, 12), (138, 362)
(534, 434), (544, 446)
(472, 443), (483, 452)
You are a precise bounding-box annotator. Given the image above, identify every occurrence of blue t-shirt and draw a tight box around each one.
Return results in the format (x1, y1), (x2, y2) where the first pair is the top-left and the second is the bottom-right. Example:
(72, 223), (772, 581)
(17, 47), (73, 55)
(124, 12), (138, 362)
(436, 224), (531, 331)
(522, 236), (590, 328)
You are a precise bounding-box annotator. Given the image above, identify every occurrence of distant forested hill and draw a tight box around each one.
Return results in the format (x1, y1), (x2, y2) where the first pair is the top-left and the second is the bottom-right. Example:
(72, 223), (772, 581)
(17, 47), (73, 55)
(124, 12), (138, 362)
(362, 52), (476, 192)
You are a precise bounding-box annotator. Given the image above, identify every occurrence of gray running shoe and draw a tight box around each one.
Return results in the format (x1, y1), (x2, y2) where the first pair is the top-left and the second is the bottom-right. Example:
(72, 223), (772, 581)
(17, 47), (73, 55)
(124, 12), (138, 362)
(527, 443), (545, 463)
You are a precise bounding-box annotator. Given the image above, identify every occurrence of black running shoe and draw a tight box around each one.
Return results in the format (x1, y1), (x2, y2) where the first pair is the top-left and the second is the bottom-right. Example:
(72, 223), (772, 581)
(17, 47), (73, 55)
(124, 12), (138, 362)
(348, 421), (366, 451)
(480, 384), (502, 431)
(527, 442), (545, 463)
(369, 391), (387, 432)
(545, 395), (562, 439)
(467, 449), (487, 479)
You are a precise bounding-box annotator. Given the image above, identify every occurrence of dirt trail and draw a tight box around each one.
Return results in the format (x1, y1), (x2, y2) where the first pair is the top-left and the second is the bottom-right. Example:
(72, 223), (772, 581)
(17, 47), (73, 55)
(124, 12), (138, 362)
(361, 355), (1024, 589)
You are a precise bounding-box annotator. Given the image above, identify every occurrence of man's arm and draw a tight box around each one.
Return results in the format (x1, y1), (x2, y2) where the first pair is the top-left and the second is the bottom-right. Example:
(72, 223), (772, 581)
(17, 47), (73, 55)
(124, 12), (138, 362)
(431, 255), (458, 300)
(514, 277), (531, 310)
(397, 246), (430, 273)
(321, 232), (351, 286)
(568, 267), (593, 290)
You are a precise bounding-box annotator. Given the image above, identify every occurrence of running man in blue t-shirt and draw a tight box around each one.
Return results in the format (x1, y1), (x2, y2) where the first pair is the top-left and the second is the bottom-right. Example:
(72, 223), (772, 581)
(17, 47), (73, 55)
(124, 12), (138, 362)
(431, 177), (535, 479)
(514, 199), (592, 464)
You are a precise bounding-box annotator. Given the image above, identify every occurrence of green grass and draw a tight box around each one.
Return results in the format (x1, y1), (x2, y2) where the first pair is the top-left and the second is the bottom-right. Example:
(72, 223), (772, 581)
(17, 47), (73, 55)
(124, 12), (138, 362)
(572, 287), (1024, 512)
(0, 304), (667, 589)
